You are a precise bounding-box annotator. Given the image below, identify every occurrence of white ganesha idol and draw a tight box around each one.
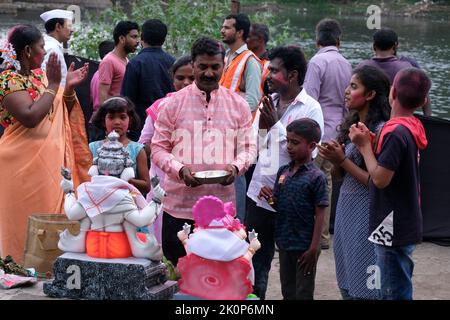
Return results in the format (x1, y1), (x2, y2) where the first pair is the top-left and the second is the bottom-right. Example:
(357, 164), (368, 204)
(58, 130), (165, 261)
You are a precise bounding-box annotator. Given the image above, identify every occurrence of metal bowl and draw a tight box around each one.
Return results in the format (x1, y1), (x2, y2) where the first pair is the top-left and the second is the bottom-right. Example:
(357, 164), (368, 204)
(193, 170), (231, 184)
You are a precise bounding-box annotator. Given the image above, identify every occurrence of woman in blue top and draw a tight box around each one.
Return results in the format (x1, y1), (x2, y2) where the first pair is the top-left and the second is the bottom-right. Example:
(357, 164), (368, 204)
(90, 96), (150, 195)
(318, 66), (391, 299)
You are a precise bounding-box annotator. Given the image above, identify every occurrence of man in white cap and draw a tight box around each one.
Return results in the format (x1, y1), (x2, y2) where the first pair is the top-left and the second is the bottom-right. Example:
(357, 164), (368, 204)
(40, 9), (74, 87)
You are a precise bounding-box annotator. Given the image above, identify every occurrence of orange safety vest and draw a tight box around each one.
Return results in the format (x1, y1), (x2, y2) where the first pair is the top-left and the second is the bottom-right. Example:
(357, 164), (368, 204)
(251, 58), (270, 123)
(220, 49), (261, 92)
(260, 58), (270, 93)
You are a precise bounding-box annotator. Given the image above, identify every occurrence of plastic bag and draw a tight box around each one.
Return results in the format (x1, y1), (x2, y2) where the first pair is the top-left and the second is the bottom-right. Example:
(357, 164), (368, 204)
(0, 269), (37, 289)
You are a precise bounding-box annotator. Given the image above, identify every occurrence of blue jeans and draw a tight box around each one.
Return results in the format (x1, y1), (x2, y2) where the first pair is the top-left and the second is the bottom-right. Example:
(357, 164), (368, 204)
(234, 175), (247, 223)
(339, 288), (355, 300)
(339, 288), (369, 300)
(375, 244), (416, 300)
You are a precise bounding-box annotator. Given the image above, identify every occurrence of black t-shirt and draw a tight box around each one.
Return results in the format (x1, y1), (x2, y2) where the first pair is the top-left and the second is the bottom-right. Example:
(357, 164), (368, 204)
(368, 125), (423, 247)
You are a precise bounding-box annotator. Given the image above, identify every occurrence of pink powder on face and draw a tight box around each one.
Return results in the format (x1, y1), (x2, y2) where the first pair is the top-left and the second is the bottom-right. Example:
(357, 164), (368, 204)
(271, 71), (289, 86)
(33, 51), (45, 66)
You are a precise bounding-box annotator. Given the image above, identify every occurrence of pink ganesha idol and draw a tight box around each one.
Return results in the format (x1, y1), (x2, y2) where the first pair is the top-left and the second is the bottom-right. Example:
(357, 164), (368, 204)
(176, 195), (261, 300)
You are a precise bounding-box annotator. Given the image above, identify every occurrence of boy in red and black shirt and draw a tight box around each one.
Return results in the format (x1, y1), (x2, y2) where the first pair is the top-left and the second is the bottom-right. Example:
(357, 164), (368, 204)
(349, 67), (431, 300)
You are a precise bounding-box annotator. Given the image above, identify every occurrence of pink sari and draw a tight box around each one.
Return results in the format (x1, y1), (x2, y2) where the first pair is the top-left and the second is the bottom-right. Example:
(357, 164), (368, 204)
(139, 93), (174, 243)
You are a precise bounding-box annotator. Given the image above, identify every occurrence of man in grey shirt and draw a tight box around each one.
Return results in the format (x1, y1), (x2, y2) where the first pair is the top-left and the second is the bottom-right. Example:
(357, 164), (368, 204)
(304, 18), (352, 249)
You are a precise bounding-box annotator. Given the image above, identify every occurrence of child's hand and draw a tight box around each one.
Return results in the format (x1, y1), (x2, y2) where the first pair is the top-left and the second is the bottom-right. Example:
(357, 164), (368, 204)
(298, 248), (319, 276)
(258, 186), (273, 202)
(317, 140), (346, 165)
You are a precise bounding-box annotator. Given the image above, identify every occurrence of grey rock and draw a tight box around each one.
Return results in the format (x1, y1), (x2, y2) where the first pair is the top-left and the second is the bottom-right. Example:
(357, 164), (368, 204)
(43, 253), (178, 300)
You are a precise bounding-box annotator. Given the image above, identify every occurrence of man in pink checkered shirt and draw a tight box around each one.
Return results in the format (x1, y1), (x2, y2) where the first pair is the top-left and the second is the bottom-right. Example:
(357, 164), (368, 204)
(151, 37), (257, 266)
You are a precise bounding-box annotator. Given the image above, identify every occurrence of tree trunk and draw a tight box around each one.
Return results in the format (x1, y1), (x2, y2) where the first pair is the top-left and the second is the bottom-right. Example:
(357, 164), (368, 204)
(124, 1), (133, 18)
(231, 0), (240, 14)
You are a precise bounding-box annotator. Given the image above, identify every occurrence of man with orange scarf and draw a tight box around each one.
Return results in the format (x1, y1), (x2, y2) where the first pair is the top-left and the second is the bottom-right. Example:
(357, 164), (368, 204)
(349, 68), (431, 300)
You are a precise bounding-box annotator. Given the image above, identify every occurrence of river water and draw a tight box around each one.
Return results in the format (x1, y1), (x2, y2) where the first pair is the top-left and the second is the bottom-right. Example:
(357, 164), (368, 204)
(286, 9), (450, 120)
(0, 7), (449, 119)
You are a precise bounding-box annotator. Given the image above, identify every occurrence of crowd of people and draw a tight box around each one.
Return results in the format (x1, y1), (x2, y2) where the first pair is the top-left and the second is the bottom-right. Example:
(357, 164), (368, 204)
(0, 9), (432, 300)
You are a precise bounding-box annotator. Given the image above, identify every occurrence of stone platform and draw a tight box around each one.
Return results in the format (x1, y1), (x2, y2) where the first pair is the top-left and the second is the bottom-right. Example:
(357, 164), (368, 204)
(43, 253), (178, 300)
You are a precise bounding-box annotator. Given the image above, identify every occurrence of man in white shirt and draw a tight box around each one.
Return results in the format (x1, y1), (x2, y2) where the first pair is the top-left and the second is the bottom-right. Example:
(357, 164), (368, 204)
(40, 9), (74, 87)
(246, 46), (324, 300)
(220, 13), (262, 224)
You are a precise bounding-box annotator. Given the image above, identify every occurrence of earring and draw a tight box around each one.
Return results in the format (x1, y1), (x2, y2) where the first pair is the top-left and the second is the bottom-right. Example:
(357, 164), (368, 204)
(27, 53), (31, 58)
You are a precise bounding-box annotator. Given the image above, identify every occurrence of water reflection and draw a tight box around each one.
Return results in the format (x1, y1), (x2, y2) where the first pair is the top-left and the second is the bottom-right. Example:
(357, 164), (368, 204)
(285, 11), (450, 119)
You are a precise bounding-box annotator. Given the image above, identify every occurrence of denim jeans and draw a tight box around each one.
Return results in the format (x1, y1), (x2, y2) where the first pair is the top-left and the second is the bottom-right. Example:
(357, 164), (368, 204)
(339, 288), (368, 300)
(339, 288), (354, 300)
(375, 244), (416, 300)
(234, 175), (247, 223)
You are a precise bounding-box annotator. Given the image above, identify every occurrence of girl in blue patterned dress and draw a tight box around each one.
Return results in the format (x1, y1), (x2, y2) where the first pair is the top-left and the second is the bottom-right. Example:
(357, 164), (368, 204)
(318, 66), (391, 299)
(90, 96), (150, 195)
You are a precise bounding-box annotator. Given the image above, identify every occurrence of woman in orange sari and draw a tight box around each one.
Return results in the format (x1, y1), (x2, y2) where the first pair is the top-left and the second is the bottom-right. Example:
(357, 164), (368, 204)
(0, 25), (91, 262)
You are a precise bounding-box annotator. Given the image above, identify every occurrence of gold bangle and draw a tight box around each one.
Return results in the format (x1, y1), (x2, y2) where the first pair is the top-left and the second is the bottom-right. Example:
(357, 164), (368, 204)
(44, 89), (56, 97)
(248, 247), (256, 255)
(63, 93), (77, 102)
(64, 96), (77, 102)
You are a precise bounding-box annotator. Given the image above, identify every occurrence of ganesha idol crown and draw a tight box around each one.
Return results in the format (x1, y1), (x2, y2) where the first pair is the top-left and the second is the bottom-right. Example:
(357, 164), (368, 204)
(93, 130), (133, 177)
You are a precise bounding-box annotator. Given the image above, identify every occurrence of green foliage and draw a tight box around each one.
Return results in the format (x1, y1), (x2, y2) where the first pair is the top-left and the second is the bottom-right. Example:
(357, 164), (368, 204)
(70, 0), (296, 61)
(70, 7), (127, 60)
(162, 256), (179, 281)
(0, 255), (30, 276)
